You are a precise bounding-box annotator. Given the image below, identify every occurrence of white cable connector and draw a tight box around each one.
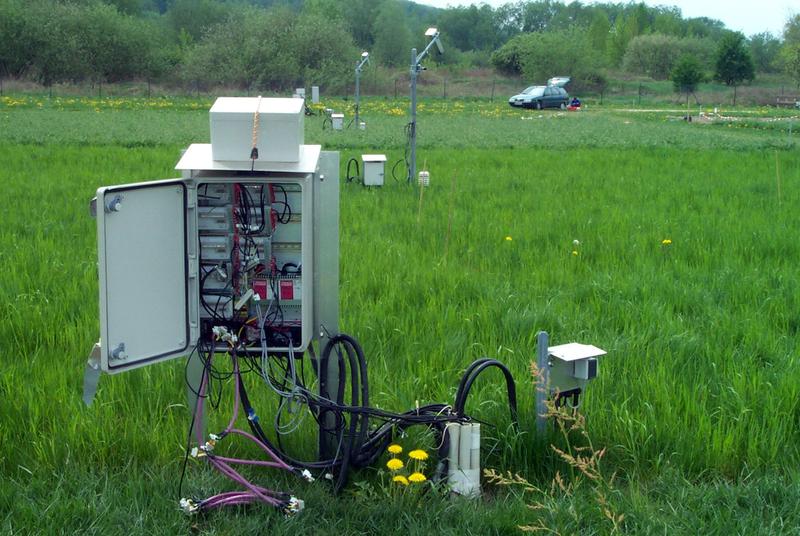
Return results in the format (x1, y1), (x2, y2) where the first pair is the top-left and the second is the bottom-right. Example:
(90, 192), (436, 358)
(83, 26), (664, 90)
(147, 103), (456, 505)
(282, 496), (305, 516)
(300, 469), (314, 482)
(212, 326), (238, 345)
(191, 437), (217, 458)
(179, 498), (199, 515)
(234, 289), (255, 311)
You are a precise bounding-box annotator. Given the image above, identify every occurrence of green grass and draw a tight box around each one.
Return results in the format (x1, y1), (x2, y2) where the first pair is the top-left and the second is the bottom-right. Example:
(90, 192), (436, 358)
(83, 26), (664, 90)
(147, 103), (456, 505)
(1, 96), (800, 533)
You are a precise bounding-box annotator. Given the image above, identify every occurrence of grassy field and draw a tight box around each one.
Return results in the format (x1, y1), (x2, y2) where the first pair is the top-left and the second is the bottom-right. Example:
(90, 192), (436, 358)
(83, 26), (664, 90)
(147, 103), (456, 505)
(1, 96), (800, 534)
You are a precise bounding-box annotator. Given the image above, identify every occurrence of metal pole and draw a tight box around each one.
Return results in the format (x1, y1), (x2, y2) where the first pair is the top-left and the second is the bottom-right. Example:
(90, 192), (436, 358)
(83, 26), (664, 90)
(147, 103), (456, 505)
(355, 66), (361, 127)
(535, 331), (550, 435)
(187, 351), (207, 443)
(409, 47), (418, 184)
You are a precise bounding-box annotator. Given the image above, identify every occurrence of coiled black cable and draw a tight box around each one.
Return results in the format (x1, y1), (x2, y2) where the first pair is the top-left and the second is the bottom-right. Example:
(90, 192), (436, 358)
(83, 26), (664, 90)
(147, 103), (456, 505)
(390, 122), (413, 183)
(211, 332), (520, 494)
(345, 158), (360, 183)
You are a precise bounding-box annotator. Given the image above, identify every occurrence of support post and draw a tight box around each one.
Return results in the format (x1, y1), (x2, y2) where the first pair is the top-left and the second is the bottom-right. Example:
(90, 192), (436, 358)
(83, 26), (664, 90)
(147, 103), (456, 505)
(355, 66), (361, 127)
(187, 350), (207, 443)
(535, 331), (550, 435)
(409, 47), (418, 184)
(315, 151), (341, 460)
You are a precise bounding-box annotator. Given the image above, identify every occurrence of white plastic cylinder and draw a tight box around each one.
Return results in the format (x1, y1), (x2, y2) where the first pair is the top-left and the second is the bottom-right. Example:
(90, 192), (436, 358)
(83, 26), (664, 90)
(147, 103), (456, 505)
(418, 170), (430, 187)
(446, 422), (460, 481)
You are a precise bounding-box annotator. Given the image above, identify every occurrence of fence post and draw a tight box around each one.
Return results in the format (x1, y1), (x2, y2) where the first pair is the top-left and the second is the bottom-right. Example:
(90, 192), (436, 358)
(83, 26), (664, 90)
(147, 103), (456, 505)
(490, 79), (495, 102)
(443, 78), (447, 99)
(394, 78), (398, 99)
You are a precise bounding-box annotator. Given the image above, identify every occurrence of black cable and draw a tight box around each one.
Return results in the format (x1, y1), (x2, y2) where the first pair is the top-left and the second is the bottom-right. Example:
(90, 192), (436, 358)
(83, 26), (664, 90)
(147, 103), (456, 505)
(185, 329), (519, 495)
(453, 358), (519, 427)
(390, 122), (413, 183)
(178, 343), (204, 500)
(345, 158), (360, 183)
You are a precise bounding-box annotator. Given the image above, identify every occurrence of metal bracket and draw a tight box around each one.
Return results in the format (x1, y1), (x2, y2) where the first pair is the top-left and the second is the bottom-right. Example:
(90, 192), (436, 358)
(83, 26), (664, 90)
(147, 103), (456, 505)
(83, 341), (102, 406)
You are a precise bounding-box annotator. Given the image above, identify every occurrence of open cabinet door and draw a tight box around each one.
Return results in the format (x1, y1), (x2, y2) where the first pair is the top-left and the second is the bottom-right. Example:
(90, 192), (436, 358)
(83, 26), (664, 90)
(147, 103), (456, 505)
(96, 179), (190, 373)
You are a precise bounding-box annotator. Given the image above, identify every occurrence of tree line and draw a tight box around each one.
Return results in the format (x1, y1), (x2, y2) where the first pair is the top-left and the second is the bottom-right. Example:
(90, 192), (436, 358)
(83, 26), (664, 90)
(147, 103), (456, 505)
(0, 0), (798, 94)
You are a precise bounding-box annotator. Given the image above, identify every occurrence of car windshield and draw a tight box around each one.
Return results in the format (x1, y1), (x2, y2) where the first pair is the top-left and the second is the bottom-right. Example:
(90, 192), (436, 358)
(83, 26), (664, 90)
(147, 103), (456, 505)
(521, 86), (544, 97)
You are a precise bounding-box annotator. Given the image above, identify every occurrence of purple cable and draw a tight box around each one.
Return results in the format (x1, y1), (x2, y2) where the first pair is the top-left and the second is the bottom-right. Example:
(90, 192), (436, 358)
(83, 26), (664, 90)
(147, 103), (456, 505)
(227, 428), (293, 470)
(187, 346), (300, 513)
(208, 457), (281, 506)
(211, 455), (286, 468)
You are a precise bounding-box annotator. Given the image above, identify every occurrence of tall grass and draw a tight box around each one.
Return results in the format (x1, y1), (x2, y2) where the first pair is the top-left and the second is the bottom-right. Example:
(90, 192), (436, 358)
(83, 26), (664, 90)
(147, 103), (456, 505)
(1, 103), (799, 532)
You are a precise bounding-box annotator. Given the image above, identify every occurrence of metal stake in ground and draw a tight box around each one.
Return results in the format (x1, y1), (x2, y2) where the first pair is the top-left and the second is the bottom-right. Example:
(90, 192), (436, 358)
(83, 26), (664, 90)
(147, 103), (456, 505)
(407, 28), (443, 184)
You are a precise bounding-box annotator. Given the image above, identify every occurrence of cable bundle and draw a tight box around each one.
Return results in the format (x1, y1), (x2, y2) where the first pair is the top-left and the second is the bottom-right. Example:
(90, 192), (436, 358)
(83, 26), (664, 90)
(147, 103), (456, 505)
(179, 327), (519, 514)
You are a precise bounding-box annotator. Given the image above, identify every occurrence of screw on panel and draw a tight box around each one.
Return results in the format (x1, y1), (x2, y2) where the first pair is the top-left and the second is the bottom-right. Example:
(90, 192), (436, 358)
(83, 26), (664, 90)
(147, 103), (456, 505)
(110, 342), (127, 360)
(105, 195), (123, 213)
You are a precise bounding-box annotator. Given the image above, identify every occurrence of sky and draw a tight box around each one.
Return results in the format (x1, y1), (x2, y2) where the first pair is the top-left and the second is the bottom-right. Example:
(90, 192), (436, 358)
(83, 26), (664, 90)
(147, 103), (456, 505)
(415, 0), (796, 37)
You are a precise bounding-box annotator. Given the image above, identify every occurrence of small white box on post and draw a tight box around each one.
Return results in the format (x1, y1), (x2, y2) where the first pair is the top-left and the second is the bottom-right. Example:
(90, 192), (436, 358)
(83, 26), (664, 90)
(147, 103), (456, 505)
(311, 86), (320, 103)
(209, 97), (304, 163)
(331, 113), (344, 130)
(361, 154), (386, 186)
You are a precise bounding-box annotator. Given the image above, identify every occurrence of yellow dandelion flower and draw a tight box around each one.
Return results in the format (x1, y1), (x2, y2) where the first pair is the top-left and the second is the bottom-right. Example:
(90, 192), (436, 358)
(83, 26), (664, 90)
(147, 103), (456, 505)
(505, 236), (513, 241)
(386, 458), (404, 471)
(408, 472), (427, 483)
(572, 250), (579, 256)
(393, 475), (409, 486)
(387, 444), (403, 455)
(662, 239), (672, 245)
(408, 450), (429, 461)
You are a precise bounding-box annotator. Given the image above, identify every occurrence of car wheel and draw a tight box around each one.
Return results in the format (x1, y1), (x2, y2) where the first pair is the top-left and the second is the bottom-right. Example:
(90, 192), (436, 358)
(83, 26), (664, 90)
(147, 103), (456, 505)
(535, 100), (542, 110)
(560, 102), (567, 110)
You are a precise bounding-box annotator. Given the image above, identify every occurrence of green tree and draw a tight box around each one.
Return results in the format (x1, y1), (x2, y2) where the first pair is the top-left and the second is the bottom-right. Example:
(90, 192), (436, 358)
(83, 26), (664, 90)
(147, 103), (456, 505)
(342, 0), (379, 49)
(623, 34), (682, 80)
(371, 1), (410, 67)
(27, 1), (87, 86)
(781, 44), (800, 89)
(749, 32), (781, 73)
(671, 53), (704, 105)
(0, 0), (32, 77)
(779, 14), (800, 88)
(587, 10), (611, 58)
(714, 32), (755, 106)
(167, 0), (228, 41)
(521, 0), (559, 32)
(652, 7), (682, 35)
(491, 33), (528, 75)
(518, 28), (603, 87)
(439, 4), (498, 52)
(783, 14), (800, 45)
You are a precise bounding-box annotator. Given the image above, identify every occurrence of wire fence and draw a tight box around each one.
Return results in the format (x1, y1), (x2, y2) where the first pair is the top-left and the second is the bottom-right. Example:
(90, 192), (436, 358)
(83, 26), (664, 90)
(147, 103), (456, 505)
(0, 75), (795, 108)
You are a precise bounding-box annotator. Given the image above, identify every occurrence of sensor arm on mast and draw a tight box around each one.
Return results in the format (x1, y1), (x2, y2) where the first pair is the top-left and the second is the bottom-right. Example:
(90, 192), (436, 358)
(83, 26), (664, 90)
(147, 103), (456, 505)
(408, 29), (443, 183)
(355, 52), (369, 127)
